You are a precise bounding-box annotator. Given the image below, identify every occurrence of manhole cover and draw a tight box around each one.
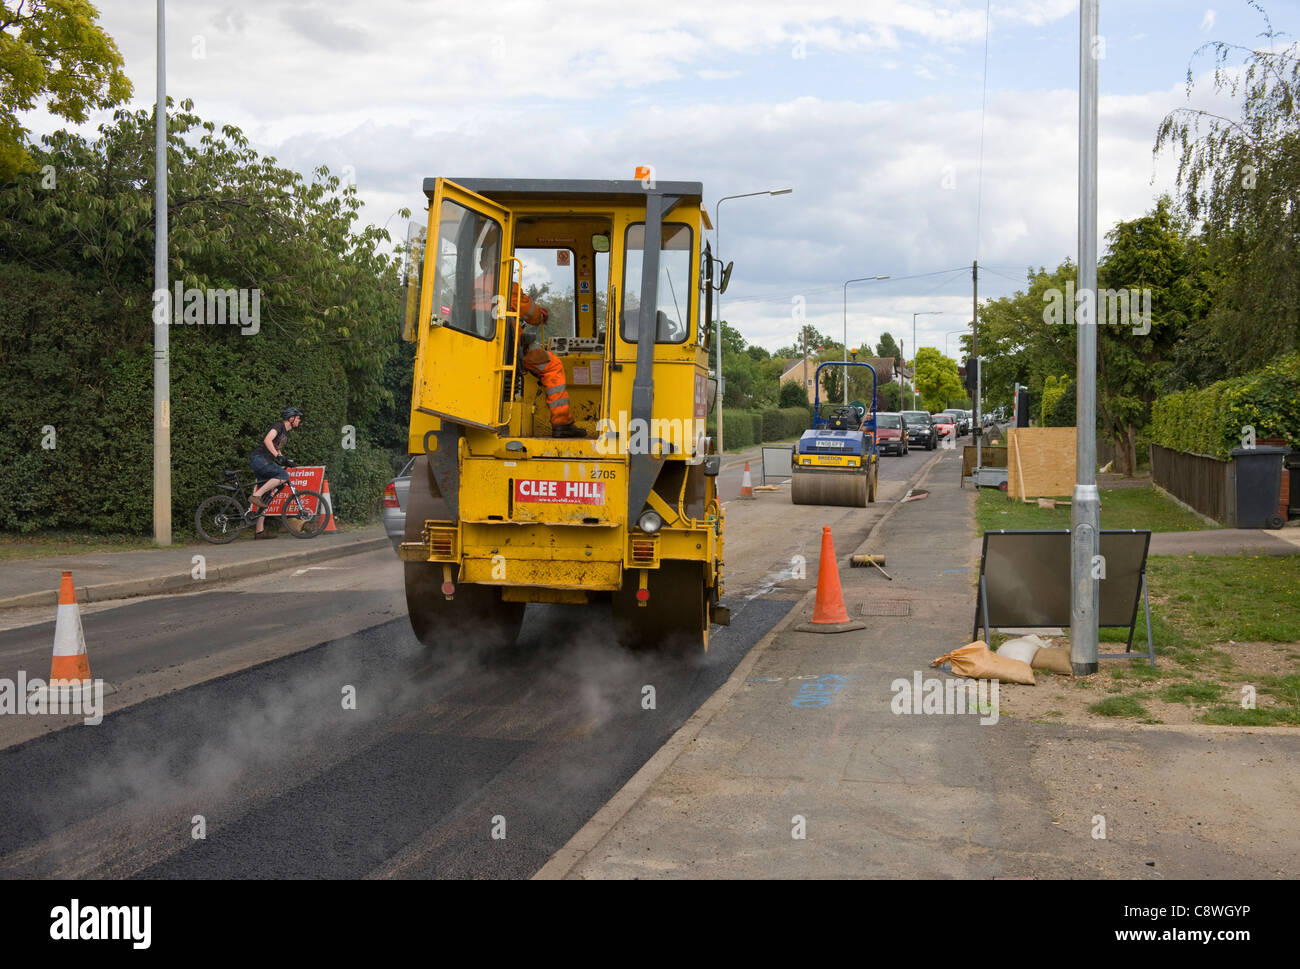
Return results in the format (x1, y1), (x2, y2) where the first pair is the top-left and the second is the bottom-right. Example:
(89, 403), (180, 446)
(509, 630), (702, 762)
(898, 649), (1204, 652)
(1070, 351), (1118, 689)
(857, 600), (912, 617)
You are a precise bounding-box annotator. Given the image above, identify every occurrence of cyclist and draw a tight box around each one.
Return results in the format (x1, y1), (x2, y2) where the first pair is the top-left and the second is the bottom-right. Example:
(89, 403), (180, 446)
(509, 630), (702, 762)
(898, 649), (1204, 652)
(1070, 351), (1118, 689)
(247, 407), (303, 538)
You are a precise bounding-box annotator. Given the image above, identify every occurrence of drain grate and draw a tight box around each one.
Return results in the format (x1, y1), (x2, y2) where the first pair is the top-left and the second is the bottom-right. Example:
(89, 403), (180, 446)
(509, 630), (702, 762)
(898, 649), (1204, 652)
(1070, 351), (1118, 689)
(856, 600), (912, 617)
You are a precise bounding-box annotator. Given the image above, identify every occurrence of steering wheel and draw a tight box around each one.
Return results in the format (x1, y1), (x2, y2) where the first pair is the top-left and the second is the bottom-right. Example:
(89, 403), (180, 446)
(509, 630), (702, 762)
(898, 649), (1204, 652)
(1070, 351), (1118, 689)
(827, 406), (860, 430)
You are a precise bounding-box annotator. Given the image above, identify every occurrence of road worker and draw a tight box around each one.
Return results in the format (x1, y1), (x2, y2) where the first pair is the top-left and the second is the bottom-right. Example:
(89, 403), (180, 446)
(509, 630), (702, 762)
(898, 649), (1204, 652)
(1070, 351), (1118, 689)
(475, 225), (548, 326)
(520, 329), (584, 438)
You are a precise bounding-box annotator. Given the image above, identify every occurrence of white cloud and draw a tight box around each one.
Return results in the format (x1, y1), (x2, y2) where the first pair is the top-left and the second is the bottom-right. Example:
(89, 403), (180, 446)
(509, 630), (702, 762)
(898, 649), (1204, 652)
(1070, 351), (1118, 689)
(17, 0), (1252, 359)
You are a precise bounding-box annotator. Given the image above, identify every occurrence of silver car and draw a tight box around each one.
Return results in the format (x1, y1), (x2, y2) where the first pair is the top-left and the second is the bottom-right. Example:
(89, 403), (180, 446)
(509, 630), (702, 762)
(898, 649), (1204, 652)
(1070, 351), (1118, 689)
(384, 457), (415, 552)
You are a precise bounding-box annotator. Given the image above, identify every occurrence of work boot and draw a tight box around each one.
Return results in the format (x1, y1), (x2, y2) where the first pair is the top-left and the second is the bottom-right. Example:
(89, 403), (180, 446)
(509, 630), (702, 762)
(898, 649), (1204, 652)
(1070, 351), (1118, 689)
(250, 494), (268, 509)
(552, 423), (585, 439)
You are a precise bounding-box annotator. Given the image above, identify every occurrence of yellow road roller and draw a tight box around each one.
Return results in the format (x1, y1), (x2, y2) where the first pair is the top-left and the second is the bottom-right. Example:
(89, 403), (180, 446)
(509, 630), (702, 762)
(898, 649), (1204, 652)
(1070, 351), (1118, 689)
(399, 177), (728, 651)
(790, 361), (880, 507)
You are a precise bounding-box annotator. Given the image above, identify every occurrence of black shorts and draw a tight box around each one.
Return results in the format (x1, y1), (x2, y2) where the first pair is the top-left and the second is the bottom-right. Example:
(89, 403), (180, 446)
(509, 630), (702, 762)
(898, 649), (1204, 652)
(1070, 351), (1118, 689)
(250, 453), (290, 484)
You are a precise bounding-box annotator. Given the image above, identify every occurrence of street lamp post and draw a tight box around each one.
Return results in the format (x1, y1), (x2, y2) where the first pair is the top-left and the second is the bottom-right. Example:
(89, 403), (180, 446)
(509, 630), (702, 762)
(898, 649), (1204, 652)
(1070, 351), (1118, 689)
(1072, 0), (1101, 675)
(943, 328), (967, 359)
(842, 274), (890, 404)
(153, 0), (170, 546)
(911, 311), (942, 409)
(714, 188), (792, 455)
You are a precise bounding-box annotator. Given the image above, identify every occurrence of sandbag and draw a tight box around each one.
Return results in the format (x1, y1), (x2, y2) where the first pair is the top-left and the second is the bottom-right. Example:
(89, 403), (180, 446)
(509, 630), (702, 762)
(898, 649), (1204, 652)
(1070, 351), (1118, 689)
(1031, 646), (1073, 675)
(931, 640), (1036, 685)
(995, 635), (1045, 665)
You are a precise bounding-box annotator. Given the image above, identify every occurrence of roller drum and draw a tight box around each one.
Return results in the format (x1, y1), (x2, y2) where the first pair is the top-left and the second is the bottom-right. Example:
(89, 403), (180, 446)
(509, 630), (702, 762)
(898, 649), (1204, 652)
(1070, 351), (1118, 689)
(790, 469), (868, 507)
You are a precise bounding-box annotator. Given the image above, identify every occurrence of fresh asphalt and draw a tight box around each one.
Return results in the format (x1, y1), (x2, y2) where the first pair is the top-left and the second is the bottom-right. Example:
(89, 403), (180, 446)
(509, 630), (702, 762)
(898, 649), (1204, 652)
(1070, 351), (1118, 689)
(0, 596), (793, 879)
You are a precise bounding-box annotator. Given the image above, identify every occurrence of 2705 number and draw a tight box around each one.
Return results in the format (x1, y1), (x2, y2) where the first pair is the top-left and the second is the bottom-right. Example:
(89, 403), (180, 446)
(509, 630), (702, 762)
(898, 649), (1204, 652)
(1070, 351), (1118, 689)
(590, 469), (615, 479)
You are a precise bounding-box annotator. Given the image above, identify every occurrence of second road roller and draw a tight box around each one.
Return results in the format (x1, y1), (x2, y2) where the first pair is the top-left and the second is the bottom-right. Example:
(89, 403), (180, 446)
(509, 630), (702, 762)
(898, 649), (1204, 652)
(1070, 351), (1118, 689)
(790, 361), (880, 507)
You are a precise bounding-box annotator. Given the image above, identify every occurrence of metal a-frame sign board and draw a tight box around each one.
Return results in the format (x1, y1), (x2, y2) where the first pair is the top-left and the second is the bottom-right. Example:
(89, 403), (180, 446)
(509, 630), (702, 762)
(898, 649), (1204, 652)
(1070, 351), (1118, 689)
(972, 529), (1155, 667)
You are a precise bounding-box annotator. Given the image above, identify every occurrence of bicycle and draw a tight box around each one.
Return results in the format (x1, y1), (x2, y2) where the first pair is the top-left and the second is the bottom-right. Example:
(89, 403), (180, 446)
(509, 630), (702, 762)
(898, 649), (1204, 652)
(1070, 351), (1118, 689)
(195, 467), (331, 544)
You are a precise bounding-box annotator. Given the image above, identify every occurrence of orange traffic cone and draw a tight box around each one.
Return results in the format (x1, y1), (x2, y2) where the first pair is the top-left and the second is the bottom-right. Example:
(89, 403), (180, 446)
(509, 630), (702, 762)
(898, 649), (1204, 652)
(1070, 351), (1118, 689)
(321, 478), (337, 532)
(738, 461), (755, 499)
(49, 572), (91, 684)
(795, 527), (866, 633)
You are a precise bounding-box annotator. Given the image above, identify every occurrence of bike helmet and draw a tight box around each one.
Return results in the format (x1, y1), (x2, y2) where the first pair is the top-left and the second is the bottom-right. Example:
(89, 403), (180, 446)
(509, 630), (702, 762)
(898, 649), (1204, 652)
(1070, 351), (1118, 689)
(282, 407), (304, 421)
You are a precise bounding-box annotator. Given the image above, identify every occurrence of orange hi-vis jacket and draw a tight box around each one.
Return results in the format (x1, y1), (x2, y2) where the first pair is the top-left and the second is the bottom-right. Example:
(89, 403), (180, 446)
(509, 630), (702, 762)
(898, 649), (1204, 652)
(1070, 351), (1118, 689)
(522, 348), (572, 426)
(473, 276), (546, 326)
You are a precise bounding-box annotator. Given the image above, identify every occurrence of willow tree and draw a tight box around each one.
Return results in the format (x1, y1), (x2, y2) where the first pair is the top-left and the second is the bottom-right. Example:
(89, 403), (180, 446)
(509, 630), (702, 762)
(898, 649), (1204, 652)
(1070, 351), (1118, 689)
(1156, 9), (1300, 373)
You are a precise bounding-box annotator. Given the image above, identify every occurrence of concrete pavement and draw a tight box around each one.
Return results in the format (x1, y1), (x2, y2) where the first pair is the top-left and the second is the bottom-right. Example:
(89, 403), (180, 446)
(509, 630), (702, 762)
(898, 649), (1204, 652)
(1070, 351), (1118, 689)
(1149, 528), (1300, 556)
(0, 525), (389, 610)
(541, 447), (1300, 878)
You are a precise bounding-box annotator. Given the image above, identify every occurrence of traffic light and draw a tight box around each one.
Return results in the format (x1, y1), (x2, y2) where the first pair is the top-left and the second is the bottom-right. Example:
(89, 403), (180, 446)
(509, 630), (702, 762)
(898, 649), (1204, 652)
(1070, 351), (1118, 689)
(964, 356), (978, 398)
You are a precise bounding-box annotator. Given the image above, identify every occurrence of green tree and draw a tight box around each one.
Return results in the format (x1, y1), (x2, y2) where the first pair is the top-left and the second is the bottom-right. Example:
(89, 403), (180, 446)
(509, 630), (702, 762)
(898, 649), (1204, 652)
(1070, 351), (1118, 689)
(876, 382), (903, 411)
(1040, 374), (1069, 425)
(1156, 16), (1300, 373)
(913, 347), (964, 411)
(876, 331), (902, 368)
(975, 263), (1077, 415)
(1097, 198), (1211, 473)
(0, 0), (132, 180)
(1047, 379), (1076, 428)
(0, 102), (404, 532)
(779, 379), (807, 408)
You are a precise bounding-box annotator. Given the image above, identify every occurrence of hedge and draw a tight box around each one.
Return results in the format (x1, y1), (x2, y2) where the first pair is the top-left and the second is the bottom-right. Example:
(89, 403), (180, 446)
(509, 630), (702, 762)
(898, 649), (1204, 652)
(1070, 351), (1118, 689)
(706, 405), (818, 450)
(1150, 353), (1300, 459)
(780, 407), (812, 437)
(0, 263), (400, 535)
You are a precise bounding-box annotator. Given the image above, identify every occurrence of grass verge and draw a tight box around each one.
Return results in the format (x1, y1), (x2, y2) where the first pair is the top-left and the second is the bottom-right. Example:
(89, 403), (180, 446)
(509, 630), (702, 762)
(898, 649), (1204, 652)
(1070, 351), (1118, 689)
(976, 485), (1213, 534)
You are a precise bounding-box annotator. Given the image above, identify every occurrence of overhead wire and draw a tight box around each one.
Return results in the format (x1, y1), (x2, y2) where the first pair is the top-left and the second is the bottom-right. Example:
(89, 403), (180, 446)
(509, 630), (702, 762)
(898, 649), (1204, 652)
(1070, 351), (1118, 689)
(724, 266), (973, 307)
(974, 0), (992, 263)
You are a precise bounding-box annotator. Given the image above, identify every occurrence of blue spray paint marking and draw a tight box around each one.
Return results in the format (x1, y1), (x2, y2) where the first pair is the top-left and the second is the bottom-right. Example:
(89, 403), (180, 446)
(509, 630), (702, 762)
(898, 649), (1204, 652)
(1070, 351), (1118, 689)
(791, 674), (860, 708)
(942, 568), (971, 573)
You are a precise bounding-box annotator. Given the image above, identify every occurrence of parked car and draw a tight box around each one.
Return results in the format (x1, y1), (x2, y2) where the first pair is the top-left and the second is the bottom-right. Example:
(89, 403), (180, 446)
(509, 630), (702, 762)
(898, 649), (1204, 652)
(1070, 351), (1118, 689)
(384, 457), (415, 552)
(874, 412), (909, 456)
(941, 408), (970, 436)
(901, 410), (937, 450)
(931, 413), (958, 442)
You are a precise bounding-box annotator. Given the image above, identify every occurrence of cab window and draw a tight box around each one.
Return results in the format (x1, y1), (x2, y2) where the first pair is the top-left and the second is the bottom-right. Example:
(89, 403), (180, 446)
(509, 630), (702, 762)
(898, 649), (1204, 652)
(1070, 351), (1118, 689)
(432, 199), (501, 341)
(621, 223), (692, 344)
(515, 247), (576, 339)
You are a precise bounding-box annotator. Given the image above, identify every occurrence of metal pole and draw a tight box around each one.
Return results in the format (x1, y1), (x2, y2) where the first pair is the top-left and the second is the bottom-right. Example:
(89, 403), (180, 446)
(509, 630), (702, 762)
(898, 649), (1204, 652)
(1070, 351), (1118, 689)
(973, 261), (981, 469)
(713, 189), (791, 456)
(842, 281), (849, 405)
(909, 312), (920, 405)
(1071, 0), (1101, 675)
(843, 274), (889, 405)
(715, 209), (724, 457)
(153, 0), (171, 545)
(910, 310), (941, 409)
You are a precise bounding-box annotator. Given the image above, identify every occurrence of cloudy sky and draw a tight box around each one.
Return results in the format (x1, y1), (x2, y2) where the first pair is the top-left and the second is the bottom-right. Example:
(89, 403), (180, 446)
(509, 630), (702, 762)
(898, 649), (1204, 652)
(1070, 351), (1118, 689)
(28, 1), (1296, 355)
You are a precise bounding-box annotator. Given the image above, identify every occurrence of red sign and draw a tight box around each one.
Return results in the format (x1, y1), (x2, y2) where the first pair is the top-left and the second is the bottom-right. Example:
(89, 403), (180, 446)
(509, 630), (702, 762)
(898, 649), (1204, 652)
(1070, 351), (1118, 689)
(514, 478), (605, 505)
(264, 466), (326, 515)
